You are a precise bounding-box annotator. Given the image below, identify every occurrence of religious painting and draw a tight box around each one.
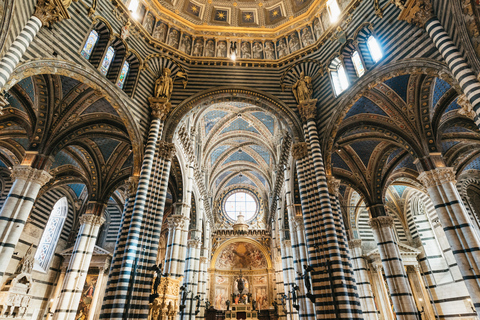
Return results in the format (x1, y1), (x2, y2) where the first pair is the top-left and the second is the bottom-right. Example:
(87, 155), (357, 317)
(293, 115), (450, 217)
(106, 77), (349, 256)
(75, 274), (98, 320)
(301, 26), (315, 47)
(216, 275), (227, 284)
(254, 286), (268, 310)
(214, 287), (228, 310)
(276, 38), (289, 59)
(240, 41), (251, 59)
(288, 32), (301, 53)
(313, 18), (323, 41)
(193, 38), (204, 56)
(215, 242), (267, 269)
(205, 39), (215, 57)
(166, 28), (180, 49)
(217, 40), (228, 57)
(180, 34), (192, 54)
(234, 277), (249, 294)
(264, 41), (275, 60)
(252, 42), (263, 59)
(252, 276), (266, 284)
(152, 21), (168, 42)
(143, 12), (155, 34)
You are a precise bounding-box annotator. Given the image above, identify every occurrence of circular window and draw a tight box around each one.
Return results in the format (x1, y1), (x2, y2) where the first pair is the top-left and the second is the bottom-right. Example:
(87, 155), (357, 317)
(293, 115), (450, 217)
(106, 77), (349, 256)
(224, 191), (258, 221)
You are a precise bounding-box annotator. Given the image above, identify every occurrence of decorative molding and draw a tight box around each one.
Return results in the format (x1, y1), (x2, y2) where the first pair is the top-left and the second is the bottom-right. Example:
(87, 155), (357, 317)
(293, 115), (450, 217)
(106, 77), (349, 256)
(33, 0), (70, 28)
(368, 215), (394, 229)
(348, 239), (362, 249)
(396, 0), (434, 28)
(291, 142), (308, 160)
(12, 165), (52, 186)
(79, 213), (106, 226)
(326, 175), (340, 195)
(417, 167), (456, 188)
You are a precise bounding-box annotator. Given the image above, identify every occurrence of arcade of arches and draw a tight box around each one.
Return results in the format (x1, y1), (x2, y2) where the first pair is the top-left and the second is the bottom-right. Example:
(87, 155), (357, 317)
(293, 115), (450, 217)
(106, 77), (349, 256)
(3, 0), (480, 320)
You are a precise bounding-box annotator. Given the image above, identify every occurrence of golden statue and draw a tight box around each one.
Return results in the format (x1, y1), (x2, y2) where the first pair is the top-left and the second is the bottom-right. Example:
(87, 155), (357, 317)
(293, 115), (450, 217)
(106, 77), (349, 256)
(155, 68), (174, 101)
(153, 68), (187, 102)
(292, 72), (313, 104)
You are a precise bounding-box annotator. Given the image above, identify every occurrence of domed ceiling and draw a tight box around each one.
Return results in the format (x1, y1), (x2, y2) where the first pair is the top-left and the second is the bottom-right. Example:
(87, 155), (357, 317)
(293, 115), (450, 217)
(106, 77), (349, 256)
(124, 0), (354, 60)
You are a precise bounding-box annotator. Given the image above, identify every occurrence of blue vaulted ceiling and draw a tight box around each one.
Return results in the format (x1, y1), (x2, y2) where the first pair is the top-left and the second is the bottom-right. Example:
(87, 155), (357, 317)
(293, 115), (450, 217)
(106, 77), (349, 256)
(18, 77), (35, 103)
(82, 97), (119, 116)
(344, 97), (387, 120)
(221, 118), (259, 135)
(432, 78), (451, 108)
(223, 151), (257, 165)
(61, 76), (80, 97)
(382, 74), (410, 102)
(204, 110), (228, 135)
(252, 112), (274, 134)
(350, 140), (381, 168)
(91, 138), (120, 162)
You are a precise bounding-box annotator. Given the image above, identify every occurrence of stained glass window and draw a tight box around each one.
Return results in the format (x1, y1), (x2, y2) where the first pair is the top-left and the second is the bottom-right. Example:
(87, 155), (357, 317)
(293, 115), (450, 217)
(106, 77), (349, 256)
(117, 61), (130, 89)
(34, 197), (68, 272)
(224, 191), (257, 221)
(81, 30), (99, 59)
(100, 46), (115, 76)
(367, 36), (383, 62)
(352, 51), (365, 77)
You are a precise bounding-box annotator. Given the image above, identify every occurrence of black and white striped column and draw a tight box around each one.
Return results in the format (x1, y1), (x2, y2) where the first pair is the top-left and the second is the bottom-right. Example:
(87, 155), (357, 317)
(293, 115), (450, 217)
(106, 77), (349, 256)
(184, 238), (201, 320)
(368, 214), (419, 320)
(348, 239), (378, 320)
(101, 99), (175, 320)
(0, 165), (51, 284)
(53, 209), (106, 320)
(0, 1), (70, 90)
(417, 167), (480, 315)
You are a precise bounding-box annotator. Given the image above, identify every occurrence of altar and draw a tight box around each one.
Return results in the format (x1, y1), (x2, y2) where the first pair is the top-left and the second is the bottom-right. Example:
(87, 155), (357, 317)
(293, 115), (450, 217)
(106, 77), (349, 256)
(225, 303), (257, 320)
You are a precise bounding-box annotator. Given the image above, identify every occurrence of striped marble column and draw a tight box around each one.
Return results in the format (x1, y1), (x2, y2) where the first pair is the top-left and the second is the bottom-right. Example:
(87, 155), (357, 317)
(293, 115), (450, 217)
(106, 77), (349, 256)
(165, 213), (190, 278)
(197, 255), (208, 319)
(0, 165), (51, 284)
(397, 2), (480, 128)
(100, 98), (174, 320)
(368, 214), (419, 320)
(348, 239), (378, 320)
(184, 238), (201, 320)
(417, 167), (480, 315)
(0, 0), (69, 90)
(53, 206), (106, 320)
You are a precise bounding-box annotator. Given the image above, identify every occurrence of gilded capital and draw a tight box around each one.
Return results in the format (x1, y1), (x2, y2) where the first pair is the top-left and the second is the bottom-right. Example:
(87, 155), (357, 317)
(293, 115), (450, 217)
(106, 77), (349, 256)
(12, 165), (52, 186)
(417, 167), (456, 188)
(149, 97), (172, 120)
(368, 215), (394, 230)
(158, 141), (176, 160)
(326, 175), (340, 195)
(291, 142), (308, 160)
(79, 213), (106, 226)
(33, 0), (70, 28)
(187, 239), (202, 248)
(396, 0), (435, 28)
(297, 99), (317, 122)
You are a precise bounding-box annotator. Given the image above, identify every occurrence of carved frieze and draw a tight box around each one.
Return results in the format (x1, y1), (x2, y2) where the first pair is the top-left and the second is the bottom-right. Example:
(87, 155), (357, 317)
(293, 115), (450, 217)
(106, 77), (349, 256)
(417, 167), (456, 188)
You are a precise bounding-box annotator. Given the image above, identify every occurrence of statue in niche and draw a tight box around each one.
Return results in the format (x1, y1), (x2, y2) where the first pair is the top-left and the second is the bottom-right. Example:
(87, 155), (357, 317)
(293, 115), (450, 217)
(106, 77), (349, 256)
(217, 41), (227, 57)
(289, 33), (300, 52)
(314, 19), (322, 39)
(205, 40), (215, 57)
(180, 36), (192, 54)
(193, 39), (204, 56)
(241, 42), (251, 59)
(292, 71), (313, 104)
(252, 42), (263, 59)
(153, 23), (167, 42)
(277, 39), (288, 58)
(265, 42), (275, 59)
(167, 29), (179, 47)
(301, 27), (314, 46)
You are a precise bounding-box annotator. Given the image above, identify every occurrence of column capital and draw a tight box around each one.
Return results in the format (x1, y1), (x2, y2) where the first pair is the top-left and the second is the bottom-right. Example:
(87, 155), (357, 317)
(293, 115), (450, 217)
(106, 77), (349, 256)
(348, 239), (362, 249)
(368, 215), (394, 230)
(79, 213), (106, 226)
(396, 0), (435, 28)
(167, 214), (189, 230)
(457, 94), (476, 120)
(417, 167), (456, 188)
(33, 0), (71, 28)
(187, 239), (202, 248)
(326, 175), (340, 195)
(291, 142), (308, 160)
(199, 256), (208, 264)
(158, 141), (176, 160)
(12, 165), (52, 186)
(149, 97), (172, 120)
(126, 176), (139, 197)
(297, 99), (317, 122)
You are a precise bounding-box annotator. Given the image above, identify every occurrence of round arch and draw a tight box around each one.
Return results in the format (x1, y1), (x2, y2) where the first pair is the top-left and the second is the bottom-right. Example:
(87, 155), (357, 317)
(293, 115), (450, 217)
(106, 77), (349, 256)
(163, 86), (304, 142)
(5, 58), (144, 175)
